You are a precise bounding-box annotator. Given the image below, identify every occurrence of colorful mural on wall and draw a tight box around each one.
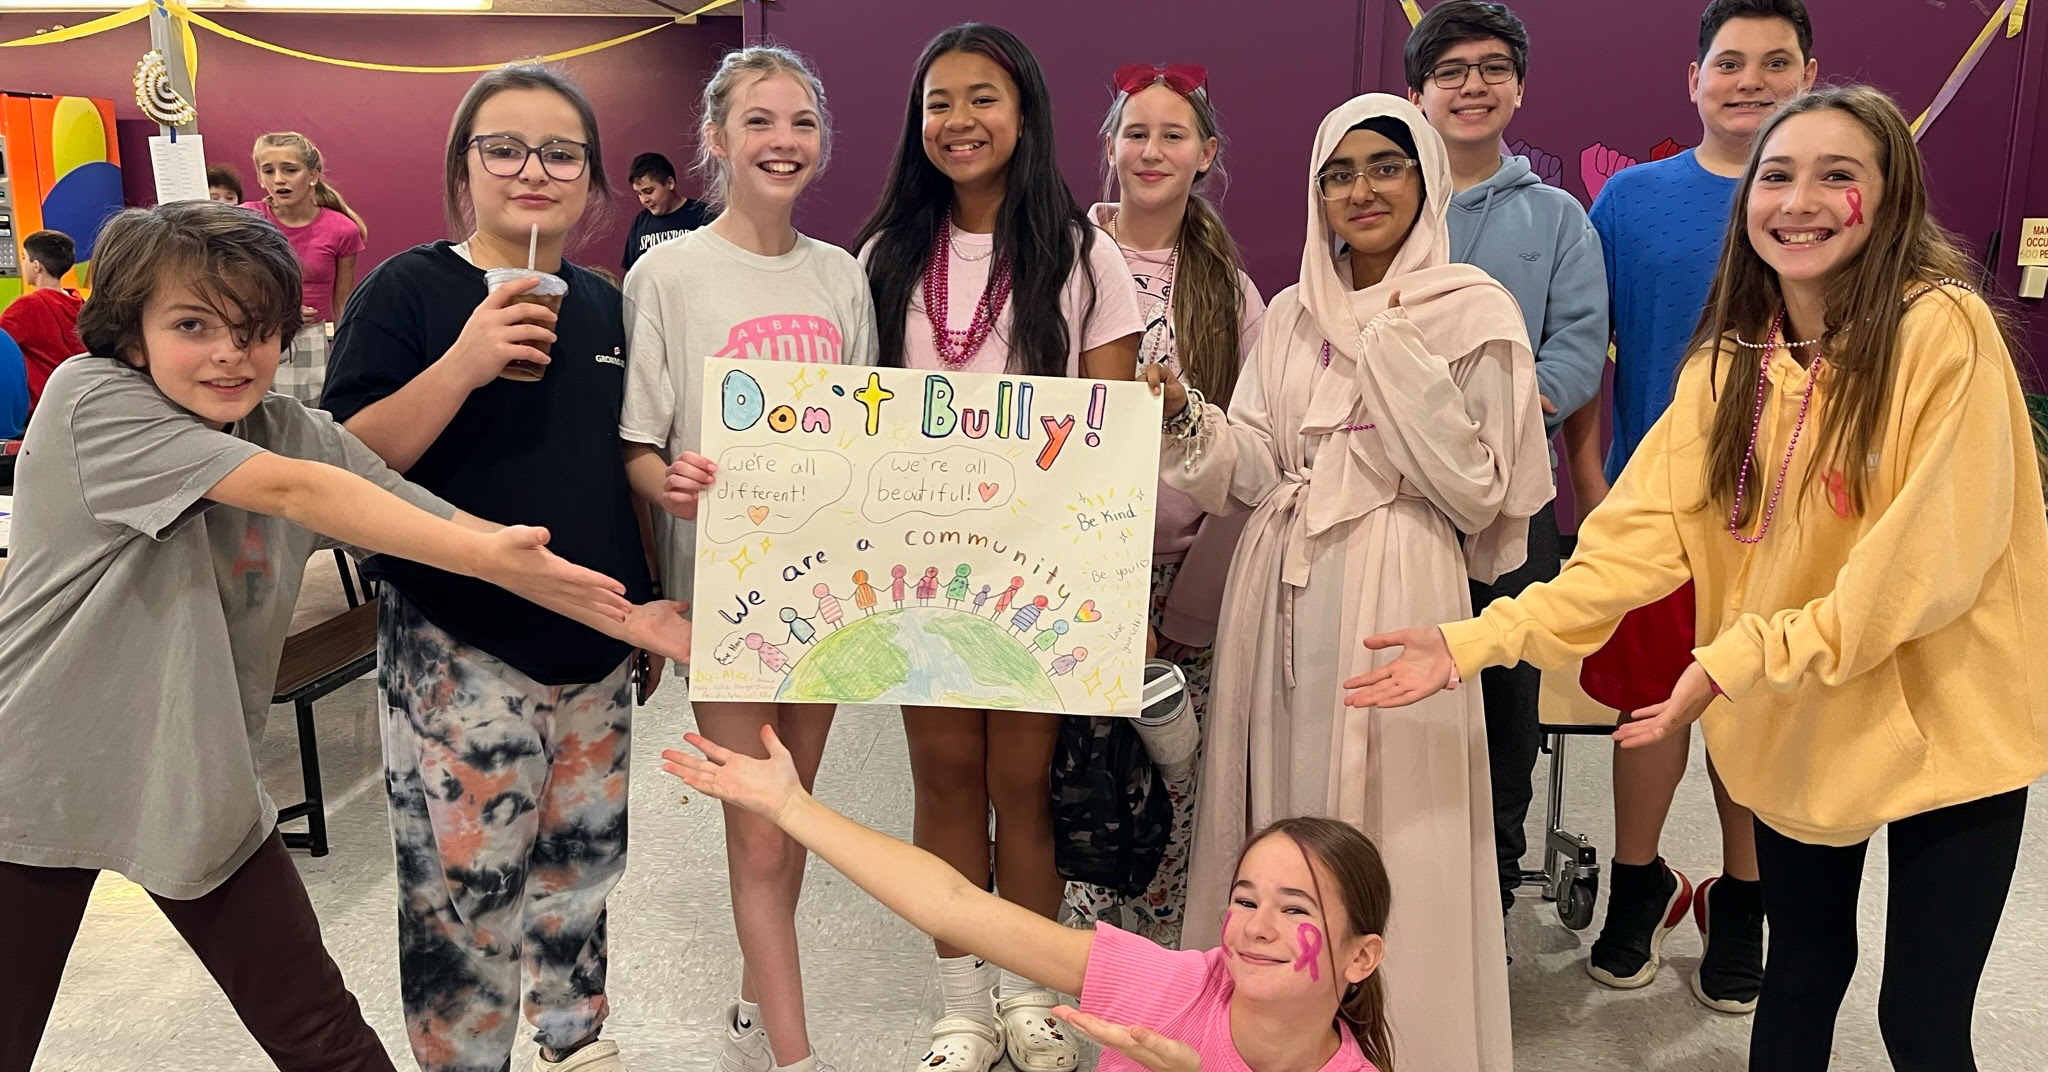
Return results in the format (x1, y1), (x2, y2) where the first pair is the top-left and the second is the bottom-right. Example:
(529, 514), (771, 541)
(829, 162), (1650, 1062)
(1, 93), (124, 310)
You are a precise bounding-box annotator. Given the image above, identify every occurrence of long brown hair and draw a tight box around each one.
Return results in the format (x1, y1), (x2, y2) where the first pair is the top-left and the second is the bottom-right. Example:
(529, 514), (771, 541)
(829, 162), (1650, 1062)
(1234, 818), (1395, 1071)
(252, 132), (369, 241)
(1100, 82), (1249, 409)
(1691, 85), (2025, 522)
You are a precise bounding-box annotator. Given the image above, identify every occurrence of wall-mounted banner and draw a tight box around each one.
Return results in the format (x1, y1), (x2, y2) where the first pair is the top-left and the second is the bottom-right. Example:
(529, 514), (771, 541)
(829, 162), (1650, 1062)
(688, 359), (1161, 717)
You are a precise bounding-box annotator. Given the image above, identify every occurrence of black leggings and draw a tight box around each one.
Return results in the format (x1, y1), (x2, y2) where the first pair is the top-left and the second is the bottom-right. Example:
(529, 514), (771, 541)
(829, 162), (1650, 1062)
(1749, 788), (2027, 1072)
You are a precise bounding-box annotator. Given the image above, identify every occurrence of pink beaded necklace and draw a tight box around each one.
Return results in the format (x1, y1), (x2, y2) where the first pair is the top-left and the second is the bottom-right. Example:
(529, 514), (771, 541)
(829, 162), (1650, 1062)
(922, 208), (1014, 368)
(1729, 310), (1823, 545)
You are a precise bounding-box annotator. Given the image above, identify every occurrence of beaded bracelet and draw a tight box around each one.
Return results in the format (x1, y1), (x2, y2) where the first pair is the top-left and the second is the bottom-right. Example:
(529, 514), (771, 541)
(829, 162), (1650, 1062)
(1164, 387), (1208, 467)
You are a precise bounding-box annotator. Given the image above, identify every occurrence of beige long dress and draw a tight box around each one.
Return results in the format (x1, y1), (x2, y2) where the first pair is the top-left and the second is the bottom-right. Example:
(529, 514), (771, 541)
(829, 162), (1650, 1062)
(1165, 95), (1550, 1072)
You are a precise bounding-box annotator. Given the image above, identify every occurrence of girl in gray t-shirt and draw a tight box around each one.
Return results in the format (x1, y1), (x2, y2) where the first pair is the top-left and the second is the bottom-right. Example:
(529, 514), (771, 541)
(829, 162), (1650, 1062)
(0, 201), (688, 1071)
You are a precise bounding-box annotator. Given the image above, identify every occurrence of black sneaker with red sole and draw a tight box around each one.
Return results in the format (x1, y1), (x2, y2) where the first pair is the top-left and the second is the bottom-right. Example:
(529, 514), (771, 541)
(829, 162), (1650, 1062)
(1587, 858), (1693, 989)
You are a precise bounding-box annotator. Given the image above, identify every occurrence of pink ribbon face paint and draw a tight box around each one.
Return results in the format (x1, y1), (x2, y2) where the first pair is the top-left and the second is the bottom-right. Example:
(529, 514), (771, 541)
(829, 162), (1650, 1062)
(1844, 188), (1865, 229)
(1293, 923), (1325, 981)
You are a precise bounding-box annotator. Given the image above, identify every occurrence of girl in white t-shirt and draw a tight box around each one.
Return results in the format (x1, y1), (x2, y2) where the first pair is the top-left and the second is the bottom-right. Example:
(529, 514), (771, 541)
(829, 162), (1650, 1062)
(619, 45), (876, 1072)
(850, 22), (1141, 1072)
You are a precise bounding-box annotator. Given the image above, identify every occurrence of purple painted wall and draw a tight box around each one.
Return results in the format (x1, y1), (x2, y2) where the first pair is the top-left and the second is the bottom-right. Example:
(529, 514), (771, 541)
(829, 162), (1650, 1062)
(0, 12), (740, 270)
(754, 0), (1360, 293)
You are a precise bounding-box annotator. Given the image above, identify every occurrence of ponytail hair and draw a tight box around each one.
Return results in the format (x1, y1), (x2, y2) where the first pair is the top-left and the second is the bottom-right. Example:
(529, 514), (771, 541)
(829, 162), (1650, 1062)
(1236, 818), (1395, 1071)
(1099, 80), (1248, 408)
(1172, 194), (1247, 409)
(253, 131), (369, 242)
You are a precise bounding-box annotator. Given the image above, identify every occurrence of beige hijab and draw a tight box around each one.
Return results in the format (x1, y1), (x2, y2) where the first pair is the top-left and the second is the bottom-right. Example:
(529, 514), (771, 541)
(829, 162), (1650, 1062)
(1294, 93), (1551, 580)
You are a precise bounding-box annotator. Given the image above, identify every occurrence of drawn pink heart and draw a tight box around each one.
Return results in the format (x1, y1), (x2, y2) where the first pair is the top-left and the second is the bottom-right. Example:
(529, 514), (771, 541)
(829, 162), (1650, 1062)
(1074, 600), (1100, 623)
(978, 482), (1000, 502)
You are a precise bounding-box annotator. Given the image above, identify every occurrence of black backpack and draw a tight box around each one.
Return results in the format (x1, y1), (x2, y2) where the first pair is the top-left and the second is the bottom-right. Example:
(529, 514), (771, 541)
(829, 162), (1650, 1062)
(1050, 714), (1171, 896)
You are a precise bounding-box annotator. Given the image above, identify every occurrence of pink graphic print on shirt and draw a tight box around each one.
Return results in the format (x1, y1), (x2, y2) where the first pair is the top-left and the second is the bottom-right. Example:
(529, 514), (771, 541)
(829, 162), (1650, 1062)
(714, 314), (847, 364)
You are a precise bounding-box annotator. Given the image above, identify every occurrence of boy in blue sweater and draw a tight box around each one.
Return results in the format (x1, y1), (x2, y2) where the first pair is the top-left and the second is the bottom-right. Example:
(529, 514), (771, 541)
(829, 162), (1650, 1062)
(1578, 0), (1816, 1015)
(1405, 1), (1608, 933)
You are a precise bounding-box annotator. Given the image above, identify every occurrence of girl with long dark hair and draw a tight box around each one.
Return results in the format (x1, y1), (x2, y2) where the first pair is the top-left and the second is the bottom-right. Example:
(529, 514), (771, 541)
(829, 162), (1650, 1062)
(852, 23), (1141, 1072)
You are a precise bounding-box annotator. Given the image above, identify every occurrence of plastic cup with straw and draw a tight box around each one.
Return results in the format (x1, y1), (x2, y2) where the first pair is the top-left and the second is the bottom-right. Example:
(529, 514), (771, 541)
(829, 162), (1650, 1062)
(482, 223), (566, 382)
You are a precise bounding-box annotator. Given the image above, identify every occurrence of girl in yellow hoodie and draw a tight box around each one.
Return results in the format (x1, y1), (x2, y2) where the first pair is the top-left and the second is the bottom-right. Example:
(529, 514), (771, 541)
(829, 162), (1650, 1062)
(1344, 85), (2046, 1072)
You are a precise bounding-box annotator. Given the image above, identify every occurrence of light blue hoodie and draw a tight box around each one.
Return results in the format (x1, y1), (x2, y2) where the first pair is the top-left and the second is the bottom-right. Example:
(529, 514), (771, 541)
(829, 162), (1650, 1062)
(1447, 154), (1609, 465)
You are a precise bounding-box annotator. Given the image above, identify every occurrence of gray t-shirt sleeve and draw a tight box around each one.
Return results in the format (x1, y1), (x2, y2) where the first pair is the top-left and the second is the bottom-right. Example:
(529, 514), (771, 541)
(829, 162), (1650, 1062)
(258, 398), (457, 553)
(70, 372), (266, 539)
(619, 281), (678, 450)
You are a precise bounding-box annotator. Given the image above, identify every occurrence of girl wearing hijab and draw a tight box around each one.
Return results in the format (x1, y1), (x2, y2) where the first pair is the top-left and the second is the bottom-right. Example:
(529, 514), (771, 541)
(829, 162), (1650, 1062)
(1143, 93), (1547, 1071)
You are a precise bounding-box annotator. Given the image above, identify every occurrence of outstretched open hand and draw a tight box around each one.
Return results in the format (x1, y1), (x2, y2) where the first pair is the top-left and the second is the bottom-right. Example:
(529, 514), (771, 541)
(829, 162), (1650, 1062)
(1053, 1006), (1200, 1072)
(1611, 661), (1717, 749)
(620, 599), (691, 665)
(1341, 625), (1456, 709)
(661, 726), (803, 824)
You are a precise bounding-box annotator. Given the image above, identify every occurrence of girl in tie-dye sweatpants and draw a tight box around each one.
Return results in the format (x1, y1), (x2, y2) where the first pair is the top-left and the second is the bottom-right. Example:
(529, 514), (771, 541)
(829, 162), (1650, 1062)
(380, 593), (632, 1072)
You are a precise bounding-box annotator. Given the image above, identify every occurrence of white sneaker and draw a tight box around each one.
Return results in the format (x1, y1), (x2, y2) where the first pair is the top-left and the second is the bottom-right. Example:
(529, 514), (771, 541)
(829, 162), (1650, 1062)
(717, 1004), (773, 1072)
(533, 1039), (626, 1072)
(997, 989), (1081, 1072)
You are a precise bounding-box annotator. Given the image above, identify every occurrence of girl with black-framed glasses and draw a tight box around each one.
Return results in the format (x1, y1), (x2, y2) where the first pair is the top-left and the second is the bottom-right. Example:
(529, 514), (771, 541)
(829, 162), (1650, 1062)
(320, 64), (661, 1072)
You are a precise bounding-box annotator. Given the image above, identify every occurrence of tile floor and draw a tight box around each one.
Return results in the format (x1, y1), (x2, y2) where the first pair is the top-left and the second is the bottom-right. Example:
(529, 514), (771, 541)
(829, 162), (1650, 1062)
(27, 558), (2048, 1070)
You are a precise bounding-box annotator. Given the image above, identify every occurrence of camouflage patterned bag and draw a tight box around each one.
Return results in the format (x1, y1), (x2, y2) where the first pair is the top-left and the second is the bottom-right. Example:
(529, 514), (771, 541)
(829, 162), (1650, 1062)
(1050, 714), (1171, 896)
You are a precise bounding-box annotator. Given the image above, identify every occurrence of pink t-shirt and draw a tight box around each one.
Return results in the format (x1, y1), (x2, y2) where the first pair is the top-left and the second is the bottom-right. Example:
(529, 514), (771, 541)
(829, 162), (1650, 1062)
(1088, 204), (1266, 561)
(1081, 923), (1376, 1072)
(244, 202), (366, 323)
(881, 223), (1142, 375)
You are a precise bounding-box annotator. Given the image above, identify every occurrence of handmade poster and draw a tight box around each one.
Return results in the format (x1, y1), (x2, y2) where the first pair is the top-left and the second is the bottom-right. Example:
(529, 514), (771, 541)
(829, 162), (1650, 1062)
(687, 359), (1161, 716)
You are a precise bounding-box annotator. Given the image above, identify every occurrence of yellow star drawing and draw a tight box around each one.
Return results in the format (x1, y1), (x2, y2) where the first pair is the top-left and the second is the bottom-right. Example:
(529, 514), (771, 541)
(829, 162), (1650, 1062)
(727, 547), (756, 579)
(786, 367), (814, 398)
(1101, 677), (1129, 709)
(759, 536), (773, 552)
(1080, 666), (1105, 696)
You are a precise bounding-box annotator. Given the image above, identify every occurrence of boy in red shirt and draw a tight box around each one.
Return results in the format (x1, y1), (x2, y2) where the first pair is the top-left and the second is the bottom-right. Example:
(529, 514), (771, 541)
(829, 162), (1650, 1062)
(1, 231), (86, 408)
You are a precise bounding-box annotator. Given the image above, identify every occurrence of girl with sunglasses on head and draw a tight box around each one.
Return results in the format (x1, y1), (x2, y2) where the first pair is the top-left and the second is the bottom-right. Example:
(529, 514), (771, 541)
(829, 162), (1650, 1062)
(1346, 85), (2048, 1072)
(1143, 94), (1549, 1072)
(321, 65), (663, 1072)
(1062, 61), (1265, 950)
(853, 22), (1141, 1072)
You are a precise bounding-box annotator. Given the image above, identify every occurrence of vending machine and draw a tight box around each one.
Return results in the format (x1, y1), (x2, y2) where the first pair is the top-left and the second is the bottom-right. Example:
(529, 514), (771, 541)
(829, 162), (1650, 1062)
(0, 92), (124, 316)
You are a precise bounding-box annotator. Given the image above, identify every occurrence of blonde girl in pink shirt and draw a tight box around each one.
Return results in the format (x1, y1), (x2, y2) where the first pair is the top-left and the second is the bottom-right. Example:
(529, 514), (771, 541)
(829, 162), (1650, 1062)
(666, 728), (1397, 1072)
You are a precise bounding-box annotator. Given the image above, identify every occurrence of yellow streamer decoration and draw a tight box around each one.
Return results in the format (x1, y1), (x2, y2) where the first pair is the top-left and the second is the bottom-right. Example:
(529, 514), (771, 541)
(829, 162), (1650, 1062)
(0, 3), (148, 45)
(1399, 0), (1422, 28)
(1909, 0), (2025, 135)
(2, 0), (693, 79)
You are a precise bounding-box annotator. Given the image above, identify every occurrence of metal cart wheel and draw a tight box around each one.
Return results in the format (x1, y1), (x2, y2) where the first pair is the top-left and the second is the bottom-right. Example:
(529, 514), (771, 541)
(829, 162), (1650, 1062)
(1558, 871), (1599, 930)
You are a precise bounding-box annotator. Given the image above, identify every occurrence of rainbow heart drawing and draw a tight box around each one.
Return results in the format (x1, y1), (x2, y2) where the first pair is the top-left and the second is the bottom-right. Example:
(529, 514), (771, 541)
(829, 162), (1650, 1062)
(1074, 600), (1100, 623)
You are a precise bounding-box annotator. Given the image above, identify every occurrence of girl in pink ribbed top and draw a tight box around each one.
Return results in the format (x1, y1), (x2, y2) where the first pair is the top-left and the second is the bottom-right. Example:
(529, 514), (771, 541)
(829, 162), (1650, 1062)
(665, 727), (1397, 1072)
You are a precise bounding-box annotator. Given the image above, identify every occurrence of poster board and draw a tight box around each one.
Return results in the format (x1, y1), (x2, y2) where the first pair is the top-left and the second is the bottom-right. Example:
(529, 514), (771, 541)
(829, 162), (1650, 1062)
(687, 360), (1161, 716)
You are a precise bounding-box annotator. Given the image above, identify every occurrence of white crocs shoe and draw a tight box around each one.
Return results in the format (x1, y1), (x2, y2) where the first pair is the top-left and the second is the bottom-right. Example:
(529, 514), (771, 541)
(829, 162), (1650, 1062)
(915, 1014), (1003, 1072)
(716, 1004), (772, 1072)
(997, 989), (1081, 1072)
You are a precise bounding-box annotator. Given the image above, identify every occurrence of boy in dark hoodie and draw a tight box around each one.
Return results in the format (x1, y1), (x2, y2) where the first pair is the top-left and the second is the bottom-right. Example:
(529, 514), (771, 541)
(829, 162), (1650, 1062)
(1404, 0), (1608, 933)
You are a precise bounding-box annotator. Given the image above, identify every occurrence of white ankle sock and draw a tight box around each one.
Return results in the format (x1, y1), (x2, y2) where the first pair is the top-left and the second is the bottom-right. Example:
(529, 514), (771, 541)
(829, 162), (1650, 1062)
(733, 999), (763, 1034)
(772, 1058), (816, 1072)
(937, 954), (995, 1021)
(999, 967), (1044, 998)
